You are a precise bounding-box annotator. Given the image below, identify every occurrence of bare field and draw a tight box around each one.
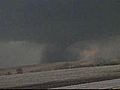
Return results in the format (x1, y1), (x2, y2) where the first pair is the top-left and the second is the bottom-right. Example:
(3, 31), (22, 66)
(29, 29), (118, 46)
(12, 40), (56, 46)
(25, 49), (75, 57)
(0, 64), (120, 88)
(1, 60), (120, 76)
(0, 60), (97, 76)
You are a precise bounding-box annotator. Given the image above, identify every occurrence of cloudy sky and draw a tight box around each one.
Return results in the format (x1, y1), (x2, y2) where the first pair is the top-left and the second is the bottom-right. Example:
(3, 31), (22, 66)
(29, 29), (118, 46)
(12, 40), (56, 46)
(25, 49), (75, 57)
(0, 0), (120, 45)
(0, 0), (120, 68)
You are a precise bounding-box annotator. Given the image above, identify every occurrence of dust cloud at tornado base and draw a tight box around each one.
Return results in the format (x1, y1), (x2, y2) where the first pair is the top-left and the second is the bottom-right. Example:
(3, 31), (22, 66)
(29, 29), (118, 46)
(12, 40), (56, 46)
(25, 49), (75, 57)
(0, 35), (120, 68)
(65, 35), (120, 65)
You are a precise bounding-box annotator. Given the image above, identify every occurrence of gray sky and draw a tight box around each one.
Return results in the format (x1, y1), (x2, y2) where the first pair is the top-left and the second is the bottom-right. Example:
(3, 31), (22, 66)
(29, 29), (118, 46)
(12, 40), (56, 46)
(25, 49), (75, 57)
(0, 0), (120, 46)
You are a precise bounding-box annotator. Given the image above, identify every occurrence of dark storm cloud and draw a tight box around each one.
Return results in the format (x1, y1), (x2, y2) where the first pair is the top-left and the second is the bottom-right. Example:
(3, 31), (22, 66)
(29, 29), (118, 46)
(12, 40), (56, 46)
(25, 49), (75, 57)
(0, 0), (120, 45)
(0, 0), (120, 67)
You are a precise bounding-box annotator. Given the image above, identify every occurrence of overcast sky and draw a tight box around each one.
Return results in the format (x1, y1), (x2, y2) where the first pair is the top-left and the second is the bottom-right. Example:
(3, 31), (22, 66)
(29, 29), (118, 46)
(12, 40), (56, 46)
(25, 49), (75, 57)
(0, 0), (120, 46)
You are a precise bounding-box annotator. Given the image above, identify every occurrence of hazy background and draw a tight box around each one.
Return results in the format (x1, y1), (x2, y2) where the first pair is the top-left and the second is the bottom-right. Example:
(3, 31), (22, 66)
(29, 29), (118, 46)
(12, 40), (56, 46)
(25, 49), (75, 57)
(0, 0), (120, 68)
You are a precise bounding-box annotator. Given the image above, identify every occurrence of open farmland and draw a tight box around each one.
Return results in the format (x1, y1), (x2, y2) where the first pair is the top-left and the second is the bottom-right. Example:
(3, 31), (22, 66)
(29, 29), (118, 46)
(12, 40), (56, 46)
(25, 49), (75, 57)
(0, 64), (120, 89)
(0, 59), (119, 76)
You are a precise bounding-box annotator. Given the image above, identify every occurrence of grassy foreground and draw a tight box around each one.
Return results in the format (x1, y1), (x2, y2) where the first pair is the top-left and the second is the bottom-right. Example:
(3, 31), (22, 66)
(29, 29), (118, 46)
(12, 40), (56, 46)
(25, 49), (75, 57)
(0, 64), (120, 88)
(0, 60), (120, 76)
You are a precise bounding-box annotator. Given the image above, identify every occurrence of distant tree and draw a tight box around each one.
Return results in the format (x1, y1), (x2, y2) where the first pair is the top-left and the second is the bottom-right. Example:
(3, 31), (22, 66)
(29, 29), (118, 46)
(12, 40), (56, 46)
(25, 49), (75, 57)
(16, 68), (23, 74)
(7, 72), (12, 75)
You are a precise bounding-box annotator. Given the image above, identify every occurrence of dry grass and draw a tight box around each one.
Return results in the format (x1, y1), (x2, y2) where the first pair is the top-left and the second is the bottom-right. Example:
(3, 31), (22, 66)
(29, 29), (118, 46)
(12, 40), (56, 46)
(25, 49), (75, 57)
(0, 60), (120, 76)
